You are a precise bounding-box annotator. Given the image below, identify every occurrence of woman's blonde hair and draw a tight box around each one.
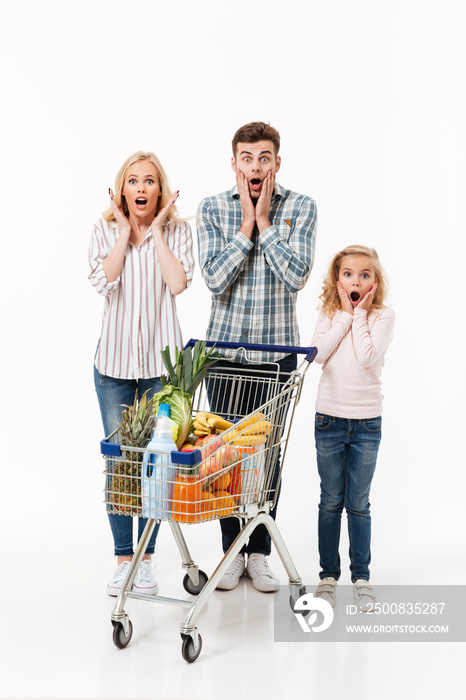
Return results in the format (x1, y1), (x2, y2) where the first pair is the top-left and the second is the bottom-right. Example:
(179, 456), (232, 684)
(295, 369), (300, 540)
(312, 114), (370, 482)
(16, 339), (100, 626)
(102, 150), (181, 223)
(319, 244), (389, 317)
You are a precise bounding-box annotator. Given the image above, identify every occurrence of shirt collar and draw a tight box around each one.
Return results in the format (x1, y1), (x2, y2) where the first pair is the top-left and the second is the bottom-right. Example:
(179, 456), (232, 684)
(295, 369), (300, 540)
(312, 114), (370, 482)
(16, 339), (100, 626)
(230, 181), (285, 200)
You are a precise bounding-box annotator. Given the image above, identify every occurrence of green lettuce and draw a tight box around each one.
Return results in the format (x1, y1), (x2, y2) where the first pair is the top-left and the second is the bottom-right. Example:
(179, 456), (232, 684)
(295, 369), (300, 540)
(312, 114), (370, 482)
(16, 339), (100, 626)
(152, 385), (193, 449)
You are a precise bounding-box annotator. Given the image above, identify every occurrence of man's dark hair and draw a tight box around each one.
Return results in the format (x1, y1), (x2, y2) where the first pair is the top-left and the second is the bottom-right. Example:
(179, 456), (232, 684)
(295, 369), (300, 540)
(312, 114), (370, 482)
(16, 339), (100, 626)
(232, 121), (281, 157)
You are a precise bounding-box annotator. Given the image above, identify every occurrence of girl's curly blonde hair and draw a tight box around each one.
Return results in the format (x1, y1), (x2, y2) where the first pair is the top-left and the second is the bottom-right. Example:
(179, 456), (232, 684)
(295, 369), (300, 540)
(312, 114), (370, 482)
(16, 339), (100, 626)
(319, 245), (389, 318)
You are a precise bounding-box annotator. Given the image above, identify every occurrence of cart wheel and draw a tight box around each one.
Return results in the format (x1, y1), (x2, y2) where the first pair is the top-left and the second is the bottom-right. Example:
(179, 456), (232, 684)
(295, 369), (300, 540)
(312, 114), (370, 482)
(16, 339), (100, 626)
(182, 570), (208, 595)
(112, 620), (133, 649)
(181, 632), (203, 663)
(290, 588), (311, 617)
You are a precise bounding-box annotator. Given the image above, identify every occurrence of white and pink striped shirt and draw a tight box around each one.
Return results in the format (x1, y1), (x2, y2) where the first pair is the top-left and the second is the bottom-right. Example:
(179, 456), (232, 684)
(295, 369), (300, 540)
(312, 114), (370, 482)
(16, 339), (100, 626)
(88, 218), (194, 379)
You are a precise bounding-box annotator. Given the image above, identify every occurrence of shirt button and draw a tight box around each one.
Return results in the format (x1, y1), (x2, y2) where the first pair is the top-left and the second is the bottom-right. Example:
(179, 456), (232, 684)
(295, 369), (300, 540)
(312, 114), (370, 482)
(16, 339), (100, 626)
(244, 332), (249, 337)
(248, 289), (252, 293)
(247, 310), (251, 315)
(250, 266), (254, 270)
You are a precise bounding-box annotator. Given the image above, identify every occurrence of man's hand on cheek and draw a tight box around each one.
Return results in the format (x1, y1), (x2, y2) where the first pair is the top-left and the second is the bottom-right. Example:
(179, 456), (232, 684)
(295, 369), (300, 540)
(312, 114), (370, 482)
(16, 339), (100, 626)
(237, 170), (256, 238)
(256, 170), (275, 233)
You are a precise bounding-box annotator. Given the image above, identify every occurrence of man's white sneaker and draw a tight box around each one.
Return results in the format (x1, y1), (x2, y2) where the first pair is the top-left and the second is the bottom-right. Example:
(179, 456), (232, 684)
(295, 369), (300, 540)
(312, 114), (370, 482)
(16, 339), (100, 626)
(216, 554), (246, 590)
(353, 579), (376, 612)
(133, 560), (158, 595)
(315, 577), (338, 607)
(246, 553), (280, 592)
(107, 561), (131, 597)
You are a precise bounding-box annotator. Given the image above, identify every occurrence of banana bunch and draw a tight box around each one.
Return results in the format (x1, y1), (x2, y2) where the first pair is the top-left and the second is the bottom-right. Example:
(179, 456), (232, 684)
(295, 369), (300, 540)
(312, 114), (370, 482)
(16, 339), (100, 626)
(222, 412), (273, 446)
(193, 411), (234, 437)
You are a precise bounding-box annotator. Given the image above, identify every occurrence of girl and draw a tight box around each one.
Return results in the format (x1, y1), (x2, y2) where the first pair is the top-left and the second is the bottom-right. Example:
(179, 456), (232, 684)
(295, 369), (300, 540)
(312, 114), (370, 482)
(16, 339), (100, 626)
(88, 151), (194, 596)
(311, 245), (394, 612)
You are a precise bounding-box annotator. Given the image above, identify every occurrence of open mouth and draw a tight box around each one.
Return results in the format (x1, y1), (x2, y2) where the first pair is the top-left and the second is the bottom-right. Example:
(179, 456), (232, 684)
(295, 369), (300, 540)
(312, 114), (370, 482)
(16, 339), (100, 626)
(135, 197), (148, 207)
(250, 178), (262, 192)
(350, 291), (360, 302)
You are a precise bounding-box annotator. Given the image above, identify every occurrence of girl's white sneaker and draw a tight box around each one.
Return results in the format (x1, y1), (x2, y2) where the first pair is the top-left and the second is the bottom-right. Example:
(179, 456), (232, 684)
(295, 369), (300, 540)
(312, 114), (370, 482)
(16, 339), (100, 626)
(315, 577), (338, 607)
(353, 579), (376, 612)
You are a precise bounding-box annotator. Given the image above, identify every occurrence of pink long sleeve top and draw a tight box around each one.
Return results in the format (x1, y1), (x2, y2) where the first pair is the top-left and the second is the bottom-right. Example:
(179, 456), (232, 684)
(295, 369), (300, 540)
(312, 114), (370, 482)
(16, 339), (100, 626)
(311, 307), (395, 419)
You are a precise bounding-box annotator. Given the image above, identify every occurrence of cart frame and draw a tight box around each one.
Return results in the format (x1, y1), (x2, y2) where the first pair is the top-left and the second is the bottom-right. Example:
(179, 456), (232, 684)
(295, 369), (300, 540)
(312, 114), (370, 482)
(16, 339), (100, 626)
(101, 340), (317, 661)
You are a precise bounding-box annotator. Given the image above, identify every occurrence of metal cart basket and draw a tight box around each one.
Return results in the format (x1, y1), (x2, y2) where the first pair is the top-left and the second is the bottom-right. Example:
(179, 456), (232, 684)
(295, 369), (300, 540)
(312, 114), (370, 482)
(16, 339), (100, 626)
(101, 340), (317, 662)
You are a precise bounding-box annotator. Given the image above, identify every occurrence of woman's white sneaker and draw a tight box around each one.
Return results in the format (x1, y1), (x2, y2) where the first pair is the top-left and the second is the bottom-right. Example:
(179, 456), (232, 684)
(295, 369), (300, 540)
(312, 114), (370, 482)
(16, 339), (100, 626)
(133, 560), (158, 595)
(107, 561), (131, 597)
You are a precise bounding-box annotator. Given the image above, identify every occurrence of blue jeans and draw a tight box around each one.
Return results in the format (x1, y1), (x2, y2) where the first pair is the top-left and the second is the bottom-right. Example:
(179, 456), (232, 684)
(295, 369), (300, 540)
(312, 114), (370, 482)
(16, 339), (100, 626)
(206, 354), (298, 555)
(94, 365), (162, 556)
(314, 413), (382, 582)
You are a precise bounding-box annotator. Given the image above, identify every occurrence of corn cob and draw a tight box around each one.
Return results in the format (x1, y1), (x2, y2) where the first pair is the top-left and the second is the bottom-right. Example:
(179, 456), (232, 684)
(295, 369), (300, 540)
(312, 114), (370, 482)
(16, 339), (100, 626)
(238, 419), (272, 436)
(236, 412), (265, 430)
(223, 419), (272, 440)
(231, 434), (267, 446)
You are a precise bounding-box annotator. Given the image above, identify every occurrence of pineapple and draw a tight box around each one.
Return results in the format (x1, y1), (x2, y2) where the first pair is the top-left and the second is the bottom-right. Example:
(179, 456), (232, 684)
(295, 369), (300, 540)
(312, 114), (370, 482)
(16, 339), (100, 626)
(110, 389), (156, 515)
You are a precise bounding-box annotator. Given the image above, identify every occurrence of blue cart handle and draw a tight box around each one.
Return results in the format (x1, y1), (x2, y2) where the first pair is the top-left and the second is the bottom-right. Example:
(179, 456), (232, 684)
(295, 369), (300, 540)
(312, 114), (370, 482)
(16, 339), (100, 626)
(100, 438), (203, 465)
(184, 339), (317, 363)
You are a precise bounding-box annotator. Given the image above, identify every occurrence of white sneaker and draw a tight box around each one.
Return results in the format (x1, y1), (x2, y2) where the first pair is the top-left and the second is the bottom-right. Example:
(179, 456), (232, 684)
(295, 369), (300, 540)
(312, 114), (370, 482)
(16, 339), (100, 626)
(315, 577), (338, 607)
(246, 553), (280, 592)
(107, 561), (131, 597)
(353, 579), (376, 612)
(216, 554), (246, 590)
(133, 560), (158, 595)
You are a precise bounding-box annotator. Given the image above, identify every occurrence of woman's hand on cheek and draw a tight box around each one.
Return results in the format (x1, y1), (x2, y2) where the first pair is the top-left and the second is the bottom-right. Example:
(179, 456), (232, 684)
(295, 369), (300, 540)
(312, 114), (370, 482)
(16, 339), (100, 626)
(357, 283), (378, 311)
(109, 188), (131, 237)
(152, 190), (179, 232)
(337, 282), (354, 315)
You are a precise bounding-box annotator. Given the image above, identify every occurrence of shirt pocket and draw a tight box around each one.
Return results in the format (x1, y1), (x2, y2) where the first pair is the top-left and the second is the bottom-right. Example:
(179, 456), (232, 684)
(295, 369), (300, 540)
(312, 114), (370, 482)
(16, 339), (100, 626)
(273, 217), (294, 240)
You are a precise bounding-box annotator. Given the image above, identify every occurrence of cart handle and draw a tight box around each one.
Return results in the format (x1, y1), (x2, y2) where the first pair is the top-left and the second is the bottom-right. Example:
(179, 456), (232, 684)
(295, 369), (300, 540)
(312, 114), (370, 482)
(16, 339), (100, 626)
(184, 339), (317, 363)
(100, 439), (203, 465)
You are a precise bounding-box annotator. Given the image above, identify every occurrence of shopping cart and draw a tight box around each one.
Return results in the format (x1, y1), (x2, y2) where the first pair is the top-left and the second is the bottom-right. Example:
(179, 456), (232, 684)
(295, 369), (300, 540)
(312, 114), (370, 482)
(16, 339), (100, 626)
(101, 340), (317, 662)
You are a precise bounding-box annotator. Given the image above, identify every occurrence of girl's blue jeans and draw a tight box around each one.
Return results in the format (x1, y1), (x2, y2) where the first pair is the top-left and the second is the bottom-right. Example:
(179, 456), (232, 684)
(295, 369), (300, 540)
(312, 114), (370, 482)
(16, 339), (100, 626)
(314, 413), (382, 583)
(94, 365), (162, 556)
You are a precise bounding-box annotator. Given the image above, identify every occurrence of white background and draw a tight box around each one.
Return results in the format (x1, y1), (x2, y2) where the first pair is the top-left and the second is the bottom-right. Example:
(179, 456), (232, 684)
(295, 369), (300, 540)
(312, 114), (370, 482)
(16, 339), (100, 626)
(1, 0), (465, 698)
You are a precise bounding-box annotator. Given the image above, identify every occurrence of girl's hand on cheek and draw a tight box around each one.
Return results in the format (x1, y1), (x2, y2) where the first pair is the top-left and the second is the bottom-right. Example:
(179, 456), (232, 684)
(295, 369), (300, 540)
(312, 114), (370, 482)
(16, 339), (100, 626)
(357, 283), (378, 311)
(337, 282), (353, 315)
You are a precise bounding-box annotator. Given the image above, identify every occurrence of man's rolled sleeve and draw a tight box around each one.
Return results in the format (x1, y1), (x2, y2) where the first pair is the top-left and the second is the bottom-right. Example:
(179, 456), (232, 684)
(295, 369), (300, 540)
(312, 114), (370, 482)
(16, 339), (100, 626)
(88, 223), (120, 297)
(259, 195), (317, 293)
(197, 199), (253, 295)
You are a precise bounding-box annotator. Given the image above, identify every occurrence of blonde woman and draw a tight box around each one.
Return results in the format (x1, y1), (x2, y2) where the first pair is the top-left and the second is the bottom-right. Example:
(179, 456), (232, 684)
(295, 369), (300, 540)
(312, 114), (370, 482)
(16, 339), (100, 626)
(311, 245), (394, 612)
(89, 151), (194, 596)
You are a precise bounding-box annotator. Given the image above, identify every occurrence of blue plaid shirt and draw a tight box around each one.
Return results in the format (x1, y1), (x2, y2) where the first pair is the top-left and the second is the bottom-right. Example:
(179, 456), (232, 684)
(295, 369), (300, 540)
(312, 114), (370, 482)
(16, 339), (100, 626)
(197, 182), (317, 363)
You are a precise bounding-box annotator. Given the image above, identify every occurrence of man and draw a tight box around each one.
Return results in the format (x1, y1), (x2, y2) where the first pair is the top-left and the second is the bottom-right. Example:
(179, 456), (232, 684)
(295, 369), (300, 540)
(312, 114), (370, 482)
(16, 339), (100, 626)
(197, 121), (317, 592)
